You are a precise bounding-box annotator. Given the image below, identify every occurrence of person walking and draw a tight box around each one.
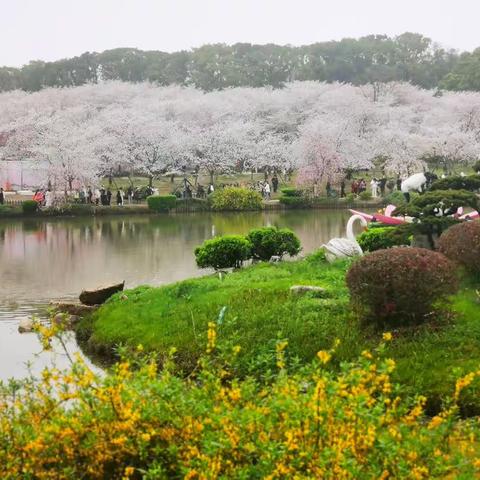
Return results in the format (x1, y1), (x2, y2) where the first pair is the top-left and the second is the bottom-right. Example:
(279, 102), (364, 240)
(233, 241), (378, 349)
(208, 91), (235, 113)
(264, 181), (271, 200)
(351, 180), (358, 195)
(340, 180), (346, 198)
(87, 188), (93, 204)
(116, 190), (122, 206)
(370, 178), (378, 198)
(271, 175), (279, 193)
(0, 187), (4, 205)
(45, 189), (53, 208)
(106, 189), (112, 206)
(379, 178), (387, 196)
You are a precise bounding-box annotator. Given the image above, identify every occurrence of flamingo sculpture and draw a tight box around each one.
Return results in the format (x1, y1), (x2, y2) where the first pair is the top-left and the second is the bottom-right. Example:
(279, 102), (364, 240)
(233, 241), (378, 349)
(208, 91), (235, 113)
(322, 214), (368, 263)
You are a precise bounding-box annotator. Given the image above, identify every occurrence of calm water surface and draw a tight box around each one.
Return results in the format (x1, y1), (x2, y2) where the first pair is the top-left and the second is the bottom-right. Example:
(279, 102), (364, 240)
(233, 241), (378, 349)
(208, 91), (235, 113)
(0, 209), (356, 380)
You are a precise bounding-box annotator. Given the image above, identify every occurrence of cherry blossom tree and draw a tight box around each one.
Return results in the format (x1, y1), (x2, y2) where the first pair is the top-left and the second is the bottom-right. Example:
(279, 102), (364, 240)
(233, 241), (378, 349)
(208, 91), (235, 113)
(2, 80), (480, 192)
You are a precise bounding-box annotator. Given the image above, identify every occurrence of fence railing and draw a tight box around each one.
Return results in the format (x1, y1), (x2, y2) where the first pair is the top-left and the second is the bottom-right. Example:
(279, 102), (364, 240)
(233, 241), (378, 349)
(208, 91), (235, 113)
(4, 199), (23, 206)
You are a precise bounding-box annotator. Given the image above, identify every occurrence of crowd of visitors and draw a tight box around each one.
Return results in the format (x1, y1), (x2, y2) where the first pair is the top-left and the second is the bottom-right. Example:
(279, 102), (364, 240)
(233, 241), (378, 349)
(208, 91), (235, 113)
(6, 170), (472, 210)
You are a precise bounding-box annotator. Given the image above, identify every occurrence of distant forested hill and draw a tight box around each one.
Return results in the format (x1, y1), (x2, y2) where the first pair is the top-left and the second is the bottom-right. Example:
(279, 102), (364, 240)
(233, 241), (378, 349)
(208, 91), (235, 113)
(1, 32), (479, 92)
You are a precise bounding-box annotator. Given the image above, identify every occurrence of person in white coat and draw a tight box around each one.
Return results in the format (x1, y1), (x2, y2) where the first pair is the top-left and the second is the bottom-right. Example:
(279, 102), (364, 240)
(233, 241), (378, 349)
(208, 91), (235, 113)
(264, 182), (271, 200)
(45, 190), (53, 208)
(370, 178), (378, 198)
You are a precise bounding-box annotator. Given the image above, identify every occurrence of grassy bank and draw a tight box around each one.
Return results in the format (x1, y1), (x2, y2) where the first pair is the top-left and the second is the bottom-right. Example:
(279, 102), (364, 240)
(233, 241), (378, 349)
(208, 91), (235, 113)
(81, 252), (480, 415)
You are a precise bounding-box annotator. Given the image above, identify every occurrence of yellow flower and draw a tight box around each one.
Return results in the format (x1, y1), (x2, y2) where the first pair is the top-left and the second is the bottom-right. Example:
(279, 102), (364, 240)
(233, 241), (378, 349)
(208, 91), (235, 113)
(382, 332), (393, 342)
(317, 350), (331, 364)
(206, 322), (217, 353)
(141, 433), (151, 442)
(276, 340), (288, 369)
(385, 358), (396, 373)
(428, 415), (444, 430)
(124, 466), (134, 478)
(455, 372), (476, 400)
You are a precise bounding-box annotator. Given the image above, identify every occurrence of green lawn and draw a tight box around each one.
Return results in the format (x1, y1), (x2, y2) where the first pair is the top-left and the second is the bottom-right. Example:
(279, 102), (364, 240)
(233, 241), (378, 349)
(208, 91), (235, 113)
(81, 252), (480, 415)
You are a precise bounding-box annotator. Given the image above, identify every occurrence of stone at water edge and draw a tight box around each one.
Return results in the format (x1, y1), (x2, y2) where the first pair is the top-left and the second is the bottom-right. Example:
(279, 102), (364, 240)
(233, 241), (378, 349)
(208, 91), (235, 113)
(290, 285), (328, 297)
(50, 301), (99, 316)
(18, 317), (34, 333)
(52, 313), (82, 329)
(69, 315), (81, 325)
(79, 281), (125, 306)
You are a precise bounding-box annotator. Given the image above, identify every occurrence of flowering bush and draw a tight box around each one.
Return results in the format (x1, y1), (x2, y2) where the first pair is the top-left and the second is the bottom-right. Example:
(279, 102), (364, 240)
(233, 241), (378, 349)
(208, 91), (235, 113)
(246, 227), (301, 261)
(346, 247), (458, 326)
(438, 220), (480, 274)
(210, 187), (262, 211)
(194, 235), (251, 270)
(1, 323), (480, 479)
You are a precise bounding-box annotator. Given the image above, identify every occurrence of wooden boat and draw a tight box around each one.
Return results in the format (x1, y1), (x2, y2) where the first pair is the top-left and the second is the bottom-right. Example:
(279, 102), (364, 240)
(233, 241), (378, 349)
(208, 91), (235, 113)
(79, 281), (125, 306)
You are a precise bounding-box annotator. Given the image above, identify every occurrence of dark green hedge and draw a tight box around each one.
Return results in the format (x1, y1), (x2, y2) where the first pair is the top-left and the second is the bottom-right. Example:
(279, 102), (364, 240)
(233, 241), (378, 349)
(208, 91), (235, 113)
(430, 175), (480, 192)
(280, 188), (303, 197)
(279, 196), (312, 208)
(357, 226), (412, 252)
(147, 195), (177, 212)
(22, 200), (38, 214)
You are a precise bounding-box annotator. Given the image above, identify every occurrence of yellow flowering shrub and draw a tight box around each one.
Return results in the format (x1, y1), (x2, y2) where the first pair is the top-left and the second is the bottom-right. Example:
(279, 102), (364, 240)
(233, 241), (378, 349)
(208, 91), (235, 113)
(0, 326), (480, 479)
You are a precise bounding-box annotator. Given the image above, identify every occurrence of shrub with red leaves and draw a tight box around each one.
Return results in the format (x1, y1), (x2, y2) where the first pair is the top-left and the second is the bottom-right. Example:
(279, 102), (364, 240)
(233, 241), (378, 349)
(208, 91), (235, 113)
(346, 247), (458, 327)
(438, 220), (480, 275)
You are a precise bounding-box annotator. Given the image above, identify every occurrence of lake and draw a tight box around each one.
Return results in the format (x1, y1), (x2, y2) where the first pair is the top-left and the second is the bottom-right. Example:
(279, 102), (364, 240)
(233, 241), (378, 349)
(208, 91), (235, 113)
(0, 209), (358, 380)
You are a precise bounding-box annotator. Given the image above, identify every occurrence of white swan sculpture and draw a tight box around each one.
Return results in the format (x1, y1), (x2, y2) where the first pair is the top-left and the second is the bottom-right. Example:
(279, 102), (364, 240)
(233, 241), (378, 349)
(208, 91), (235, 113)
(322, 214), (368, 263)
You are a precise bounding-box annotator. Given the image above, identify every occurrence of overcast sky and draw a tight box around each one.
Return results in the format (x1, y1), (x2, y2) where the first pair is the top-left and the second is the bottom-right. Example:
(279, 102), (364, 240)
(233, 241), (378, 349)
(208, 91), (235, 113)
(1, 0), (479, 67)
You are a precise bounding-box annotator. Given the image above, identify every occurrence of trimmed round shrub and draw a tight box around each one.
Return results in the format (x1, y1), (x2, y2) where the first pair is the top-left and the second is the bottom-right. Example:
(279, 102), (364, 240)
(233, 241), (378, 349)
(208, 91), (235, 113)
(246, 227), (301, 261)
(280, 188), (303, 197)
(357, 226), (411, 252)
(383, 190), (407, 207)
(194, 235), (251, 270)
(210, 188), (262, 211)
(22, 200), (38, 214)
(147, 195), (177, 212)
(438, 220), (480, 274)
(346, 247), (458, 327)
(279, 195), (311, 208)
(358, 191), (372, 201)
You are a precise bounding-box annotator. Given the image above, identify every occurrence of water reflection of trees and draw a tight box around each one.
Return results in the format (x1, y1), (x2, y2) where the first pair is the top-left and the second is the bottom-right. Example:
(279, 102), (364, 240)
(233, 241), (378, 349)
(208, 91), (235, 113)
(0, 211), (351, 305)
